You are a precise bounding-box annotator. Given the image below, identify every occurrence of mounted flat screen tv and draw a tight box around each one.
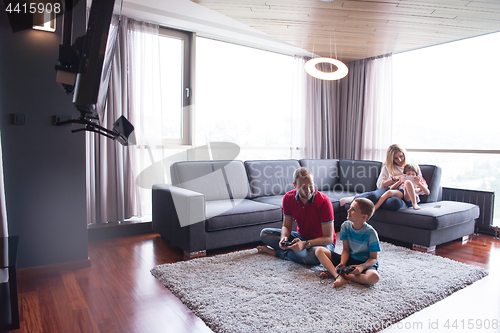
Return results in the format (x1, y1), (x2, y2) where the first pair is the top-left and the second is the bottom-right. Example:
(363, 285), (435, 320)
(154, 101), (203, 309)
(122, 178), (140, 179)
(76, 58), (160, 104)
(56, 0), (134, 145)
(72, 0), (117, 122)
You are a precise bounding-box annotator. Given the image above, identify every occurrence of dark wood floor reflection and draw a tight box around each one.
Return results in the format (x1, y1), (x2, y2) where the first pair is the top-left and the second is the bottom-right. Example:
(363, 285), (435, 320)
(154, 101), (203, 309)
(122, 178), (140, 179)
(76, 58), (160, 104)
(11, 233), (499, 333)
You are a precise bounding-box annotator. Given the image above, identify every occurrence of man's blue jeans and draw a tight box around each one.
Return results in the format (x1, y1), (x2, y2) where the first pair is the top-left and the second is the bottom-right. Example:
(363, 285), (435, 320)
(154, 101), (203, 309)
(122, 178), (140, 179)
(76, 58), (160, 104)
(260, 228), (335, 265)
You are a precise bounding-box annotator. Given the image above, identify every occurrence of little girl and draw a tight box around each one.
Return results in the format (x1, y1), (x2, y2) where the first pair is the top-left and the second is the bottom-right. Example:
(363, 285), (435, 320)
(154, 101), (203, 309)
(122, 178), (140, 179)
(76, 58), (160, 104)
(374, 163), (430, 211)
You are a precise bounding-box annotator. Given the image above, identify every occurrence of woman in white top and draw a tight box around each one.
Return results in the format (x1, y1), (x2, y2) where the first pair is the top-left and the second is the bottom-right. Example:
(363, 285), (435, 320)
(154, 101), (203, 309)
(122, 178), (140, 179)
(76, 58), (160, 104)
(340, 144), (422, 210)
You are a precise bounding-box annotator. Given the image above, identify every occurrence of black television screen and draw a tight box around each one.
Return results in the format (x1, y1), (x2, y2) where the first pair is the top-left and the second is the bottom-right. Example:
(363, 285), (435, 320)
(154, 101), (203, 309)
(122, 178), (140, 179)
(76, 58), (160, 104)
(55, 0), (134, 146)
(72, 0), (117, 123)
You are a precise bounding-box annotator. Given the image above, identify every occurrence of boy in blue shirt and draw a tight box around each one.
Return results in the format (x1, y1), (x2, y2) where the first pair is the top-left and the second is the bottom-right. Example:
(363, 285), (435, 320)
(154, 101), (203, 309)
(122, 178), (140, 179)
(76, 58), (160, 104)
(315, 198), (380, 288)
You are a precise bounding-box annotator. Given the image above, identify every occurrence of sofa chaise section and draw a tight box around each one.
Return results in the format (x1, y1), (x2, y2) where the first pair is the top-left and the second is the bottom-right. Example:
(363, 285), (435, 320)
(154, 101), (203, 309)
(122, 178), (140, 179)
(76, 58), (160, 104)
(369, 201), (479, 250)
(367, 164), (479, 250)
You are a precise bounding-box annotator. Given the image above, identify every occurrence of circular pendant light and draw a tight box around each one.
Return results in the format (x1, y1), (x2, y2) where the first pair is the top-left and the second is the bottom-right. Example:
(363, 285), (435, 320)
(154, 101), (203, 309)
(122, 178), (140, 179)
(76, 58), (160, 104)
(304, 57), (348, 80)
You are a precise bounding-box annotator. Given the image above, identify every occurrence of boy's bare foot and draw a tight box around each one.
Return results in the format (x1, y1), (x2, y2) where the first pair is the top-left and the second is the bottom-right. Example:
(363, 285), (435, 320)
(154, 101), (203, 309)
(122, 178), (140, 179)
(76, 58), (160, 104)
(319, 271), (333, 278)
(256, 245), (275, 256)
(413, 205), (421, 210)
(340, 196), (355, 207)
(333, 275), (350, 288)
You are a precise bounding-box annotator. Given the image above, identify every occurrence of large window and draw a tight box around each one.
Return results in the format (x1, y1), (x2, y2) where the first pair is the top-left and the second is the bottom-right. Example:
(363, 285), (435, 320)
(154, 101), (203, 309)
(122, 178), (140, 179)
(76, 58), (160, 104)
(393, 32), (500, 225)
(195, 37), (295, 160)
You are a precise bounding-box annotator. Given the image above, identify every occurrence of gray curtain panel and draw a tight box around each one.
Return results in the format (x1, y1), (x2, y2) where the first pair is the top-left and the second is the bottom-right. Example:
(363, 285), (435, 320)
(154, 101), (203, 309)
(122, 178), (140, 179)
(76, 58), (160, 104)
(87, 15), (133, 224)
(304, 54), (393, 162)
(87, 17), (160, 224)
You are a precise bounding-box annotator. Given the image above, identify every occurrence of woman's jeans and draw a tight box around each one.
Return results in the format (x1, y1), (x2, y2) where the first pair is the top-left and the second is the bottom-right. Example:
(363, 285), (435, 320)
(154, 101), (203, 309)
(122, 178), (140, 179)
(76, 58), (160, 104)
(355, 187), (407, 211)
(260, 228), (335, 265)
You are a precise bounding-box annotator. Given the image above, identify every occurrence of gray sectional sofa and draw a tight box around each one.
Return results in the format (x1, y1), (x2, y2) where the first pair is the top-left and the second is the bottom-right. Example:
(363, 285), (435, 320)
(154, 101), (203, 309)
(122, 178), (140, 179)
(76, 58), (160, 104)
(152, 159), (479, 258)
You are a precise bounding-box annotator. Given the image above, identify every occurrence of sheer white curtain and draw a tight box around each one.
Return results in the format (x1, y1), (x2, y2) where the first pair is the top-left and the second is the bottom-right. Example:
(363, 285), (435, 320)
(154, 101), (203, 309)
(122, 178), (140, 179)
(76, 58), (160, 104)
(361, 54), (393, 161)
(87, 17), (163, 224)
(0, 133), (7, 237)
(291, 56), (307, 159)
(127, 19), (165, 218)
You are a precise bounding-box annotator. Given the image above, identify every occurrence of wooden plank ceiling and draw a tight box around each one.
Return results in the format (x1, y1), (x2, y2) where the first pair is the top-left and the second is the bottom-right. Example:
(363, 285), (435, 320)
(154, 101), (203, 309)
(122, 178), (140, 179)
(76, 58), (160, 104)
(191, 0), (500, 63)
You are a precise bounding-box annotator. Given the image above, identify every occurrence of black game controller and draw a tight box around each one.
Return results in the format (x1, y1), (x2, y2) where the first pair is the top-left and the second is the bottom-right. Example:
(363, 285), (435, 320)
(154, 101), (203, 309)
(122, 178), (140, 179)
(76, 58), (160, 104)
(281, 240), (295, 247)
(336, 265), (355, 275)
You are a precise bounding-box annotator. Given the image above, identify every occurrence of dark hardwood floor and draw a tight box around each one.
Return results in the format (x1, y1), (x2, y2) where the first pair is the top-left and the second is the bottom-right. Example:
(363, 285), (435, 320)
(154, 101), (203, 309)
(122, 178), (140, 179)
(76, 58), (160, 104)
(10, 233), (500, 333)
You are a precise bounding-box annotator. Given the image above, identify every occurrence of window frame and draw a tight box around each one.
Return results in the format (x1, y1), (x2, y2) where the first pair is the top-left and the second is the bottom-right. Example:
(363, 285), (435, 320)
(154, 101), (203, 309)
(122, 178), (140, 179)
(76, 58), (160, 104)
(159, 27), (193, 146)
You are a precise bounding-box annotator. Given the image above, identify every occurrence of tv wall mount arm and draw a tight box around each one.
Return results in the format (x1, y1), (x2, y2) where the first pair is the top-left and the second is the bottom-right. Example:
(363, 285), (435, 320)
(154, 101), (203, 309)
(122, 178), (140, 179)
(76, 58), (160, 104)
(56, 118), (116, 140)
(56, 116), (136, 146)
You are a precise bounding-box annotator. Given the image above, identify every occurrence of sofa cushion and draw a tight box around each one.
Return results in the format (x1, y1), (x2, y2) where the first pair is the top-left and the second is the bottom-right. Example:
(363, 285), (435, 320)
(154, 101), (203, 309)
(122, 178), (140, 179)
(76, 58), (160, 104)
(171, 160), (250, 201)
(205, 199), (282, 231)
(419, 164), (442, 203)
(299, 159), (340, 191)
(338, 159), (382, 193)
(370, 201), (479, 231)
(320, 190), (359, 212)
(253, 195), (285, 207)
(245, 160), (300, 198)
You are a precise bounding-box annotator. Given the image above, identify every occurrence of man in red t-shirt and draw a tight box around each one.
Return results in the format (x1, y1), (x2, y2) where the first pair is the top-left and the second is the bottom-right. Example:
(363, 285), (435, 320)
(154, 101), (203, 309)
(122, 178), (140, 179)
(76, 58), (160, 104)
(257, 167), (336, 265)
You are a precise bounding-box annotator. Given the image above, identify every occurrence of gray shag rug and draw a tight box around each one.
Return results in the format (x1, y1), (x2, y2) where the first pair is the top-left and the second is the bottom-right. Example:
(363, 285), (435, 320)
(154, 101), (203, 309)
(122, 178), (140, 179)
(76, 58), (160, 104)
(151, 241), (488, 333)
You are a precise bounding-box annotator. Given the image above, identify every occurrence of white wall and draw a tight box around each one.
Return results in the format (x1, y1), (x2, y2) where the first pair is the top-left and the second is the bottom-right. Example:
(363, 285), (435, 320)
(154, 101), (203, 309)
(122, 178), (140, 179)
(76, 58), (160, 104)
(0, 1), (88, 268)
